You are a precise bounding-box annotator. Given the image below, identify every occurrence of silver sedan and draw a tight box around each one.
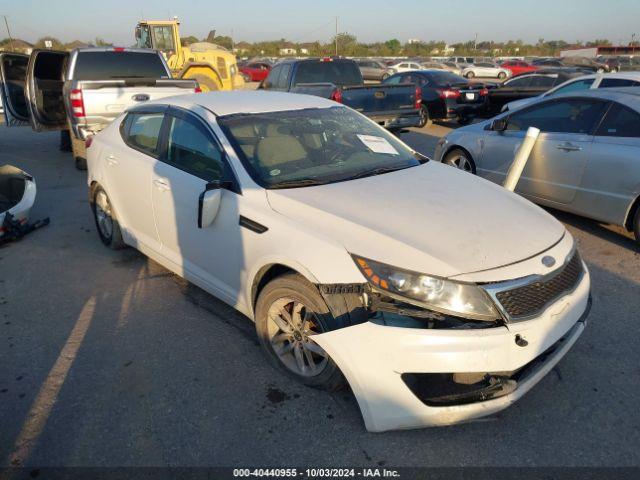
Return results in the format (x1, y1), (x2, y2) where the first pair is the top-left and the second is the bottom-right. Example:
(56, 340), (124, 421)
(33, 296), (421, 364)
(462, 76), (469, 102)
(434, 87), (640, 243)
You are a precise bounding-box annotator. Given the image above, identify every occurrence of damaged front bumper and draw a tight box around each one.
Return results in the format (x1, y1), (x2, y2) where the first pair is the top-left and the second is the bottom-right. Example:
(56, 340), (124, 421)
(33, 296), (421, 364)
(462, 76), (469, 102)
(312, 263), (591, 432)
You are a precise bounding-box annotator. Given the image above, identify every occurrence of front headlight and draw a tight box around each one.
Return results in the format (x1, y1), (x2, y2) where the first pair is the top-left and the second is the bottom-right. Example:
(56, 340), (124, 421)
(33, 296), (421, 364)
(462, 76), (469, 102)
(353, 256), (500, 321)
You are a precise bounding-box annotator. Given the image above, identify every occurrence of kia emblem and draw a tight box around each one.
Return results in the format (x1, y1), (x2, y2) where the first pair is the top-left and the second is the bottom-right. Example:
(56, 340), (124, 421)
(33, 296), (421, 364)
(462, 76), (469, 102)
(542, 256), (556, 268)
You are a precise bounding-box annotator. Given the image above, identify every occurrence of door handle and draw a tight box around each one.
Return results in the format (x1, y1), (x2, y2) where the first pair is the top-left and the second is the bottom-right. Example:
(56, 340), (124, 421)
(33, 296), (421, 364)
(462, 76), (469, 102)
(153, 178), (170, 191)
(106, 154), (118, 166)
(556, 143), (582, 152)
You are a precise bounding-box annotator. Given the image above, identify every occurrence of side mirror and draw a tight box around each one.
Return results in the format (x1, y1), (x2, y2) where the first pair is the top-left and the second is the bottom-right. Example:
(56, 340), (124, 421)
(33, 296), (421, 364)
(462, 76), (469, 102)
(490, 118), (508, 132)
(198, 181), (222, 229)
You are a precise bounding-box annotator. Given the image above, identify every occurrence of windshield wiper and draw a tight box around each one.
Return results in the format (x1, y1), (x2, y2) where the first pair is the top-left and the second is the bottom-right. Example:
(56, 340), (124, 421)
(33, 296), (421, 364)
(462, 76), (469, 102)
(347, 165), (412, 181)
(269, 178), (326, 189)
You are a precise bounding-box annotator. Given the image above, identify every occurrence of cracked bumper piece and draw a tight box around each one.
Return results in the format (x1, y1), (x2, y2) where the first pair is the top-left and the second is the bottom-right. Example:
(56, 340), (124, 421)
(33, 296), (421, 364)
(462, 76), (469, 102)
(312, 268), (590, 432)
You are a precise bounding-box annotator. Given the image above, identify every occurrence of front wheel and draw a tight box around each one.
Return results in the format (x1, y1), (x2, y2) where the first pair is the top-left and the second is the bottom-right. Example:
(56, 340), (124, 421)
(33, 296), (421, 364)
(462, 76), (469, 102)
(381, 73), (390, 81)
(465, 71), (475, 79)
(443, 148), (476, 173)
(498, 71), (507, 79)
(255, 273), (346, 391)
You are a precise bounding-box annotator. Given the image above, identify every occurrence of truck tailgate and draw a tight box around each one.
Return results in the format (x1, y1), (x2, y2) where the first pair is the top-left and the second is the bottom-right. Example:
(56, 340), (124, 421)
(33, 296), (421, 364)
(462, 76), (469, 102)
(72, 78), (197, 135)
(342, 84), (417, 114)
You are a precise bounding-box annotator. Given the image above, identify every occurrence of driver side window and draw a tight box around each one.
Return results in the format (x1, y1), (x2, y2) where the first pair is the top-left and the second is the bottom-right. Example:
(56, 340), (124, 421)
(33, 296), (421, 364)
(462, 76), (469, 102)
(507, 99), (607, 134)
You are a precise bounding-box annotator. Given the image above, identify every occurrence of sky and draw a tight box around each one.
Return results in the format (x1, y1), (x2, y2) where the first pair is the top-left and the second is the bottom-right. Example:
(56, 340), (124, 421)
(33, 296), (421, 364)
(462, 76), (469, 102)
(1, 0), (638, 46)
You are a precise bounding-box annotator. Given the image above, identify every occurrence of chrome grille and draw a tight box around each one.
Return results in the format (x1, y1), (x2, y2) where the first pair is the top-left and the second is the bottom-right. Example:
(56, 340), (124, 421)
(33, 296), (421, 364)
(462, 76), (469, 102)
(494, 251), (583, 319)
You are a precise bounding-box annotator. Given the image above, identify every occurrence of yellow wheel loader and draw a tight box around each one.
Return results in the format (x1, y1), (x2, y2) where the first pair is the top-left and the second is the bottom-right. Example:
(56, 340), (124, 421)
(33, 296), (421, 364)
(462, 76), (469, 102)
(134, 18), (244, 91)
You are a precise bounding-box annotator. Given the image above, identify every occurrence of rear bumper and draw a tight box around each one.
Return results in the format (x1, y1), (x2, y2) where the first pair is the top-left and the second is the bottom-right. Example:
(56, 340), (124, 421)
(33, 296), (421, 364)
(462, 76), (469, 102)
(443, 98), (488, 119)
(312, 265), (590, 432)
(366, 110), (422, 129)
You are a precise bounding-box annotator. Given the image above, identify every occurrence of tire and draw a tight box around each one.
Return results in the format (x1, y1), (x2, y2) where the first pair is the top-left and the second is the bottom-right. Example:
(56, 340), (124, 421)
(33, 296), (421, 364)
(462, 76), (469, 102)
(457, 116), (472, 126)
(241, 72), (252, 83)
(443, 148), (476, 173)
(75, 157), (87, 170)
(465, 71), (475, 79)
(498, 72), (507, 79)
(59, 130), (72, 152)
(185, 73), (219, 92)
(381, 73), (390, 81)
(633, 207), (640, 244)
(92, 186), (125, 250)
(418, 105), (431, 128)
(255, 273), (347, 391)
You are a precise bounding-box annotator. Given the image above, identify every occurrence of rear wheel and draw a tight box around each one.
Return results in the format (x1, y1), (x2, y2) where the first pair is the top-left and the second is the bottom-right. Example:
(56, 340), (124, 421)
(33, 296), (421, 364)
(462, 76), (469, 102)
(255, 273), (346, 391)
(498, 71), (507, 79)
(184, 73), (220, 92)
(92, 186), (125, 249)
(443, 148), (476, 173)
(59, 130), (72, 152)
(381, 73), (390, 81)
(465, 71), (475, 79)
(418, 105), (432, 128)
(633, 207), (640, 244)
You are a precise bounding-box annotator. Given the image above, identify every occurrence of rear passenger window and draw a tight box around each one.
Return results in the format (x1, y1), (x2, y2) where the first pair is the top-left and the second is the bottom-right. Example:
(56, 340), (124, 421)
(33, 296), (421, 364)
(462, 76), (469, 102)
(275, 64), (291, 89)
(528, 76), (556, 87)
(596, 103), (640, 138)
(165, 115), (224, 181)
(124, 113), (164, 156)
(599, 78), (640, 88)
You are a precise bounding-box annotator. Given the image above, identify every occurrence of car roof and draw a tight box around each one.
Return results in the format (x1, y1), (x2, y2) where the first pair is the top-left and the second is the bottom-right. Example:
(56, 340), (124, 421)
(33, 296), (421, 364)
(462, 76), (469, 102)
(548, 86), (640, 106)
(141, 90), (341, 116)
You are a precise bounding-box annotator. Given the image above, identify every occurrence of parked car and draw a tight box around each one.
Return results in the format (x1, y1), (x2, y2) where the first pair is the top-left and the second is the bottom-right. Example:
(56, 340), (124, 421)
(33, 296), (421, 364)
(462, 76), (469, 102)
(435, 87), (640, 242)
(499, 60), (538, 76)
(355, 59), (390, 81)
(259, 58), (422, 130)
(87, 90), (591, 432)
(239, 62), (272, 82)
(420, 61), (462, 76)
(504, 72), (640, 112)
(560, 56), (611, 73)
(485, 69), (585, 116)
(463, 63), (511, 80)
(383, 70), (488, 126)
(0, 47), (198, 169)
(597, 56), (640, 72)
(385, 61), (423, 75)
(448, 56), (475, 67)
(533, 57), (610, 73)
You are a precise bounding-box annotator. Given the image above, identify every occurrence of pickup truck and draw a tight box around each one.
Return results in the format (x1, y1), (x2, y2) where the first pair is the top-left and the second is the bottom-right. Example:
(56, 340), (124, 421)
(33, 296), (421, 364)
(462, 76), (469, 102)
(259, 58), (422, 131)
(0, 47), (198, 169)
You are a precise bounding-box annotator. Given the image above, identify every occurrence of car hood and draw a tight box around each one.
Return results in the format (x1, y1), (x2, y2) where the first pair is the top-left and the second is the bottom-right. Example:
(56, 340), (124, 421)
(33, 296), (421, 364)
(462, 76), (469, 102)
(266, 162), (565, 278)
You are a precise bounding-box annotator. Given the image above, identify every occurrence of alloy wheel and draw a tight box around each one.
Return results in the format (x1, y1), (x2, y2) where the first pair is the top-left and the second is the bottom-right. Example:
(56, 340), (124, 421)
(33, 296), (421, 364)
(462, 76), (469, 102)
(94, 190), (114, 239)
(447, 154), (473, 172)
(266, 298), (328, 377)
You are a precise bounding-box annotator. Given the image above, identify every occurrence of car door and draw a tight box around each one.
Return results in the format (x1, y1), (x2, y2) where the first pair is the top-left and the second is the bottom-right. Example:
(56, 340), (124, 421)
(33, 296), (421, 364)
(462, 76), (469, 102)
(481, 98), (608, 204)
(151, 107), (243, 302)
(106, 108), (167, 252)
(0, 52), (30, 126)
(24, 49), (69, 131)
(581, 102), (640, 225)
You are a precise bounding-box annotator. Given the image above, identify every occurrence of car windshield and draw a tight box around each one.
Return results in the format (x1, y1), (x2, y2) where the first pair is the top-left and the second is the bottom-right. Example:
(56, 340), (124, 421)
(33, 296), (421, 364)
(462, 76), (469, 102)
(218, 106), (423, 188)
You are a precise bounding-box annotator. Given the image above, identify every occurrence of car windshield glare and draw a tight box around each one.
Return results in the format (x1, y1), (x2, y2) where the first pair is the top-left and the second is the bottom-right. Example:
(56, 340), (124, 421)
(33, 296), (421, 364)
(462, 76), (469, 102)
(218, 106), (422, 188)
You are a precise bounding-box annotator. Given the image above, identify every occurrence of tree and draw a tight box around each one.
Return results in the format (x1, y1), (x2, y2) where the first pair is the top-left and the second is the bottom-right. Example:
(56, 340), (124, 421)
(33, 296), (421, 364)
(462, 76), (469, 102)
(384, 38), (401, 54)
(94, 37), (113, 47)
(332, 33), (357, 55)
(34, 36), (64, 50)
(181, 36), (199, 46)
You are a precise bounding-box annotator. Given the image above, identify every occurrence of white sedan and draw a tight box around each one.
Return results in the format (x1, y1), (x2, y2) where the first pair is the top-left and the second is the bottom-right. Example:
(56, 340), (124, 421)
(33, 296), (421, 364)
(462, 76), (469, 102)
(463, 62), (511, 79)
(385, 61), (422, 75)
(87, 91), (590, 432)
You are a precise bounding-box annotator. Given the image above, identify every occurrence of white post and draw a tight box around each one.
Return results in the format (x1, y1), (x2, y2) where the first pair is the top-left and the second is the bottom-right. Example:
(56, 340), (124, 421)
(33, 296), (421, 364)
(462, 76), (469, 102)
(503, 126), (540, 192)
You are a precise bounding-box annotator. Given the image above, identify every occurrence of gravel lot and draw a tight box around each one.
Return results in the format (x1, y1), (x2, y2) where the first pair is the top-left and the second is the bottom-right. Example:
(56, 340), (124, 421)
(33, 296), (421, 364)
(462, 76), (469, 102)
(1, 120), (639, 468)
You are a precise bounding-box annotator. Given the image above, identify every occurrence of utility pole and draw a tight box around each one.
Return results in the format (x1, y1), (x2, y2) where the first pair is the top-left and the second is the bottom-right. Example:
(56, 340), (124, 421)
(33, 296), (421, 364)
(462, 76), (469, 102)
(231, 28), (234, 51)
(2, 15), (15, 52)
(335, 16), (338, 56)
(474, 32), (478, 53)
